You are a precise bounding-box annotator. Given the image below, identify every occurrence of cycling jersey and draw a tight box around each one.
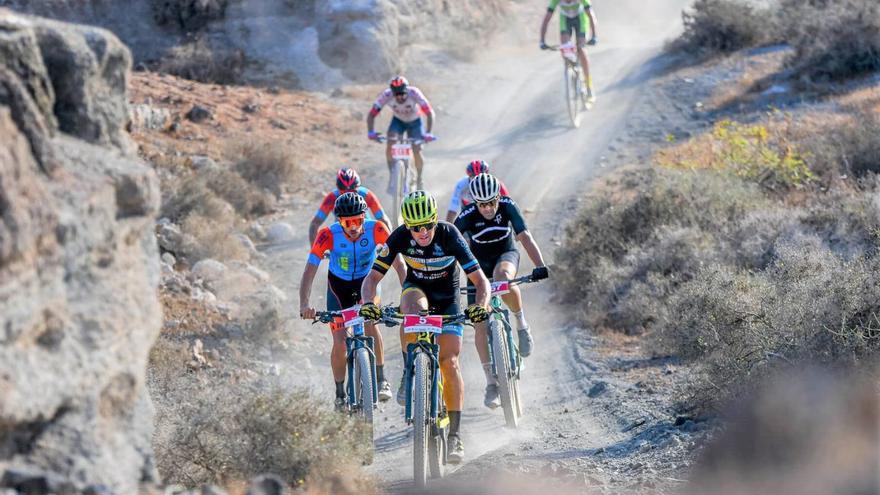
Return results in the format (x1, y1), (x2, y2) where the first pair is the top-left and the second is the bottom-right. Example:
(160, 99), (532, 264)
(454, 197), (528, 261)
(447, 176), (511, 215)
(308, 220), (391, 281)
(372, 222), (479, 296)
(548, 0), (591, 17)
(370, 87), (433, 123)
(314, 186), (386, 222)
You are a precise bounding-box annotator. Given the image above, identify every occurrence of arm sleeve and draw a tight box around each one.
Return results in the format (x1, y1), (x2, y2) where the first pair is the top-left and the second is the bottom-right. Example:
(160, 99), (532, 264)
(372, 228), (401, 274)
(364, 190), (386, 220)
(308, 228), (333, 266)
(373, 221), (390, 245)
(506, 199), (529, 235)
(370, 89), (391, 116)
(314, 192), (336, 221)
(448, 226), (480, 274)
(447, 177), (467, 213)
(499, 181), (510, 197)
(411, 87), (433, 115)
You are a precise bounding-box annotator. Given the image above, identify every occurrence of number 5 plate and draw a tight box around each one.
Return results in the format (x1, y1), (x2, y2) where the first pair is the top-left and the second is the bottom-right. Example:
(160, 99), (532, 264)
(403, 315), (443, 334)
(341, 307), (364, 328)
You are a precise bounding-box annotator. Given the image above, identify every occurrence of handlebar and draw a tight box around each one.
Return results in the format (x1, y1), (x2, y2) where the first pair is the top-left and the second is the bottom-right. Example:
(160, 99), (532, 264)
(315, 305), (469, 327)
(371, 133), (427, 145)
(459, 275), (540, 295)
(313, 310), (343, 324)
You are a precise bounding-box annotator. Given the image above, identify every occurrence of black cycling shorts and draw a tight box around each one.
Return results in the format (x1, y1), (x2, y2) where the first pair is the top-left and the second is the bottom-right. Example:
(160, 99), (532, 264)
(401, 282), (463, 337)
(327, 272), (364, 311)
(467, 249), (520, 305)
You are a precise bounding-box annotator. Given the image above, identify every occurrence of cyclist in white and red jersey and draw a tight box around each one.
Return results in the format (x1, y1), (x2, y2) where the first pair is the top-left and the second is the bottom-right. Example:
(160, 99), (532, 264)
(445, 160), (511, 222)
(366, 76), (436, 190)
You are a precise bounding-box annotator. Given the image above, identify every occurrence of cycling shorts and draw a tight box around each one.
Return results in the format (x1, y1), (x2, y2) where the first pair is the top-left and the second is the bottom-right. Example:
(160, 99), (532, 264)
(388, 116), (424, 140)
(467, 249), (520, 305)
(560, 12), (588, 40)
(401, 282), (463, 337)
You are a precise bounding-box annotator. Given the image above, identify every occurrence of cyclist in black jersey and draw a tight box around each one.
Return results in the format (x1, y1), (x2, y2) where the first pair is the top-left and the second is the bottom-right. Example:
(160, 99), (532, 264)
(360, 190), (490, 464)
(454, 173), (550, 408)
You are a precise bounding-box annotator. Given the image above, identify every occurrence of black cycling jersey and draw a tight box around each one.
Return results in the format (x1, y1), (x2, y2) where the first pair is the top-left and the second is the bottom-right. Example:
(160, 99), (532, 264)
(454, 196), (528, 261)
(372, 221), (480, 296)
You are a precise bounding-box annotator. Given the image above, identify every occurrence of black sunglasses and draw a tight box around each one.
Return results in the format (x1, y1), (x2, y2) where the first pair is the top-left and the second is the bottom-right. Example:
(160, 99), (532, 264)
(476, 199), (499, 208)
(408, 222), (437, 233)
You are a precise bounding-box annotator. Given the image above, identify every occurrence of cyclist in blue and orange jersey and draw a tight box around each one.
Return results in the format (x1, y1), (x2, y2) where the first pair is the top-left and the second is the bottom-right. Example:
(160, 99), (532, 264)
(445, 160), (512, 222)
(300, 193), (406, 410)
(540, 0), (598, 102)
(454, 174), (550, 408)
(366, 76), (437, 190)
(359, 190), (491, 464)
(309, 168), (391, 244)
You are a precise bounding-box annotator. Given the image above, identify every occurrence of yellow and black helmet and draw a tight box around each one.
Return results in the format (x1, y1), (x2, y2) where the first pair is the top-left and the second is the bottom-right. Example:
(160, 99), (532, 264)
(401, 190), (438, 227)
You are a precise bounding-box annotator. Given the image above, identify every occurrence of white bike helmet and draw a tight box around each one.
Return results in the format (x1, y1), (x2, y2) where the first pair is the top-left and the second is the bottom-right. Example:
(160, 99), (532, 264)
(469, 173), (501, 202)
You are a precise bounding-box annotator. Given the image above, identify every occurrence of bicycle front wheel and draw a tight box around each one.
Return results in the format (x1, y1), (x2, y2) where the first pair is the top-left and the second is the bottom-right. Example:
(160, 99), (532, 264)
(355, 347), (375, 429)
(564, 64), (581, 128)
(413, 351), (430, 488)
(491, 319), (519, 428)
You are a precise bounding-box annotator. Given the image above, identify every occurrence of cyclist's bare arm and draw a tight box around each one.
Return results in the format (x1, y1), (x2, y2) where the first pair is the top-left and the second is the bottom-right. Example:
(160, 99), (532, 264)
(517, 230), (547, 268)
(466, 269), (492, 308)
(308, 216), (323, 245)
(424, 109), (435, 134)
(360, 269), (385, 305)
(588, 7), (598, 38)
(299, 263), (319, 318)
(392, 254), (407, 285)
(366, 110), (377, 134)
(540, 10), (553, 44)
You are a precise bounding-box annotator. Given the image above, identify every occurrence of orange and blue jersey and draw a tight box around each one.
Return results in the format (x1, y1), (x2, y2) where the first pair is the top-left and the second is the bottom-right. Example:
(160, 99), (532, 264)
(315, 186), (386, 222)
(308, 220), (392, 280)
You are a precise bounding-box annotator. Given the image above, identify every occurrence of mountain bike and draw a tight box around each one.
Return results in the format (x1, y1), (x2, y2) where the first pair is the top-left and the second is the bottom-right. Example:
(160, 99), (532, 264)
(374, 135), (425, 228)
(462, 275), (542, 428)
(314, 307), (378, 436)
(543, 42), (591, 128)
(377, 306), (467, 488)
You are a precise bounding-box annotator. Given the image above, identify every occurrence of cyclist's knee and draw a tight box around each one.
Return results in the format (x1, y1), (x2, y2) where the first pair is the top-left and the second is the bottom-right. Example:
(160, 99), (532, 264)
(439, 353), (460, 371)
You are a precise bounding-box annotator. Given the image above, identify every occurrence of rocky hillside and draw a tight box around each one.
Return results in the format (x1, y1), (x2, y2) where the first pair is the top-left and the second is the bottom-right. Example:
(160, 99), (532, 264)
(0, 9), (161, 494)
(1, 0), (507, 88)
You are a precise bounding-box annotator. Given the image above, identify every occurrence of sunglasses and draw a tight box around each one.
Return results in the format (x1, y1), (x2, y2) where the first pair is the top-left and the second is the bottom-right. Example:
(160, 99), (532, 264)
(476, 199), (499, 208)
(339, 216), (364, 229)
(408, 222), (437, 233)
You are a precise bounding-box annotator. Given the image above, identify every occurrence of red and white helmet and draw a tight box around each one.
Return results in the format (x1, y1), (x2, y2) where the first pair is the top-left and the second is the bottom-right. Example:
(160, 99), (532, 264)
(389, 76), (409, 95)
(336, 168), (360, 191)
(466, 159), (491, 177)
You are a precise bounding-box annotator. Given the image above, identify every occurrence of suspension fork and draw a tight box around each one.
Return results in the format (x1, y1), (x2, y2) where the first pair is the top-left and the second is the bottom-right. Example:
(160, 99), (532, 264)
(404, 341), (441, 423)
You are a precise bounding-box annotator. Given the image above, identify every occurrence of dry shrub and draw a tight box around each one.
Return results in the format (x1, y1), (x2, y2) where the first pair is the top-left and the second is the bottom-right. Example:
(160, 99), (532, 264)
(181, 212), (249, 262)
(149, 337), (373, 490)
(669, 0), (775, 55)
(779, 0), (880, 81)
(656, 117), (814, 191)
(163, 168), (274, 221)
(228, 139), (300, 197)
(152, 0), (228, 31)
(806, 109), (880, 178)
(156, 37), (245, 85)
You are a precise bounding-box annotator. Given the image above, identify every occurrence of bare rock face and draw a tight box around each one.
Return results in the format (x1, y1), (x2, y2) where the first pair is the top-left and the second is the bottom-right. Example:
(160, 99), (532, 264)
(0, 8), (161, 493)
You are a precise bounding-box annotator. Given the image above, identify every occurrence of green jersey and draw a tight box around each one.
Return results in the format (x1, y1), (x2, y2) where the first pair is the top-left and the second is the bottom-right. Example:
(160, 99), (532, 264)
(548, 0), (592, 18)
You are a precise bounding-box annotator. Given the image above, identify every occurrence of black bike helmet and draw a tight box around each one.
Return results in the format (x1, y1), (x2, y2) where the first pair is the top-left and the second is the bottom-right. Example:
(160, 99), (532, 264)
(334, 192), (368, 217)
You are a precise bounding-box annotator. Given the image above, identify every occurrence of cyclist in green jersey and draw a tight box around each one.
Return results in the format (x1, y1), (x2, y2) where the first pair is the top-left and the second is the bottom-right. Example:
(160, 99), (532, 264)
(540, 0), (599, 102)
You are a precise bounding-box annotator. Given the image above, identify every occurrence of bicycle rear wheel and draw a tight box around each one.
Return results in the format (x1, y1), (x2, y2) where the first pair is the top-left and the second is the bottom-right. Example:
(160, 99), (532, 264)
(564, 63), (581, 128)
(413, 352), (430, 488)
(491, 320), (519, 428)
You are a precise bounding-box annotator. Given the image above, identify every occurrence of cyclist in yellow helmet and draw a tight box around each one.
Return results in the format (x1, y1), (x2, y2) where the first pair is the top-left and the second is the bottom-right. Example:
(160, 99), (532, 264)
(360, 190), (491, 464)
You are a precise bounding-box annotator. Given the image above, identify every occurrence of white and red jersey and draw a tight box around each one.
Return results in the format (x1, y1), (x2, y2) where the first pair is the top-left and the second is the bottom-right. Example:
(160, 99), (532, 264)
(370, 87), (433, 123)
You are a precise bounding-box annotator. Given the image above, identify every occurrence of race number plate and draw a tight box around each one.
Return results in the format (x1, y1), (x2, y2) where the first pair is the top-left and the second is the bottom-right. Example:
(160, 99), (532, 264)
(403, 315), (443, 334)
(491, 281), (510, 296)
(341, 307), (364, 328)
(560, 42), (577, 62)
(391, 144), (413, 159)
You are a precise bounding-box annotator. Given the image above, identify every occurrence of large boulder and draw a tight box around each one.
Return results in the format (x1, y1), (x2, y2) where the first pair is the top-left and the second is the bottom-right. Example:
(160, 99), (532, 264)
(0, 9), (161, 494)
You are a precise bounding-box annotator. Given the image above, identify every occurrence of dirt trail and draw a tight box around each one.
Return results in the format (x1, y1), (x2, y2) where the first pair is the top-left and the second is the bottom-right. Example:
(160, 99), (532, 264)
(263, 0), (694, 492)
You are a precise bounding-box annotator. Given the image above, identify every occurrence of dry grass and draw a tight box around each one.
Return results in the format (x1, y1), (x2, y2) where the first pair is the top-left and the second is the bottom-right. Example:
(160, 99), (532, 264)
(155, 37), (246, 85)
(227, 139), (300, 197)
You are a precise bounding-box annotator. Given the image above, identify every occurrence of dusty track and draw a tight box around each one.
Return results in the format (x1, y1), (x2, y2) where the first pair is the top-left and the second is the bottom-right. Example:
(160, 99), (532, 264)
(264, 0), (693, 492)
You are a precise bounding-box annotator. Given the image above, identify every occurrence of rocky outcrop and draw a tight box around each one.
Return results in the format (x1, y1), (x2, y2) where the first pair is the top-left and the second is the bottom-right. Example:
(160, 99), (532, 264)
(0, 8), (161, 494)
(315, 0), (508, 81)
